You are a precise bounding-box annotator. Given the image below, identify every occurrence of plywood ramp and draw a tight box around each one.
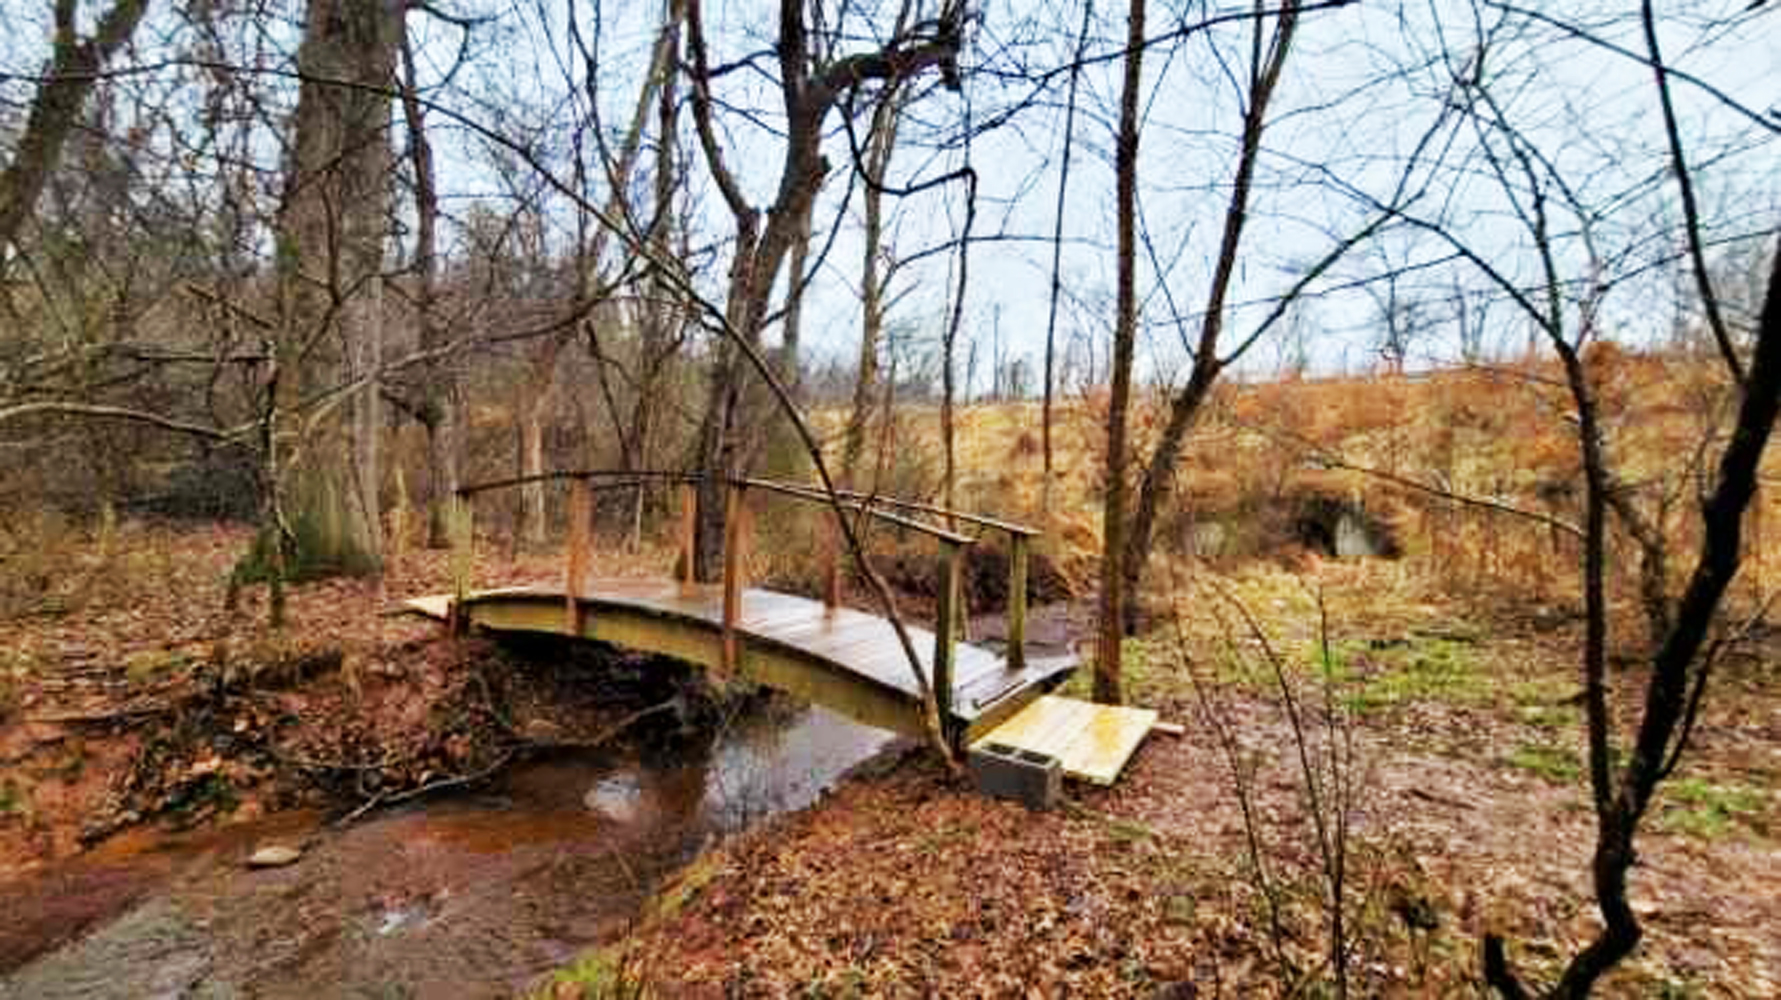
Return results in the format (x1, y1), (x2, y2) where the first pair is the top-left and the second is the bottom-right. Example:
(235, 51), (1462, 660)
(970, 694), (1158, 786)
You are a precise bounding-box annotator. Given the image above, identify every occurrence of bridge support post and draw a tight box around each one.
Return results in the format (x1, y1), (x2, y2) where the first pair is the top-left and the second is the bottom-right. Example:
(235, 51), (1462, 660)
(449, 493), (474, 635)
(822, 511), (841, 611)
(678, 483), (697, 587)
(933, 538), (962, 733)
(565, 477), (591, 635)
(722, 482), (748, 672)
(1007, 533), (1028, 669)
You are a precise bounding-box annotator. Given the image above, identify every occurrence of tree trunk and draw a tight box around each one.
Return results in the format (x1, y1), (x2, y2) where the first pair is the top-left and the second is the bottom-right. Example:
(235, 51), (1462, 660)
(516, 336), (563, 549)
(843, 89), (903, 488)
(271, 0), (403, 583)
(0, 0), (149, 259)
(1119, 1), (1302, 633)
(1041, 0), (1093, 522)
(399, 22), (457, 549)
(1097, 0), (1146, 705)
(353, 273), (384, 558)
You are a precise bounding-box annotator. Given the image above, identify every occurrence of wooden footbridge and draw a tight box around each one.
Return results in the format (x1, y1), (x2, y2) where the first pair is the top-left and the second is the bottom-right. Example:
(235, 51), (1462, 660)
(405, 471), (1081, 748)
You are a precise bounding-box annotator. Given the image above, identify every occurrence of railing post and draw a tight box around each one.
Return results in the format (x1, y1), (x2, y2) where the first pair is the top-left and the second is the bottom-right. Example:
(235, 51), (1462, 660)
(678, 482), (696, 586)
(449, 493), (474, 635)
(1006, 532), (1028, 670)
(822, 510), (841, 611)
(933, 539), (961, 734)
(565, 476), (591, 635)
(722, 481), (747, 672)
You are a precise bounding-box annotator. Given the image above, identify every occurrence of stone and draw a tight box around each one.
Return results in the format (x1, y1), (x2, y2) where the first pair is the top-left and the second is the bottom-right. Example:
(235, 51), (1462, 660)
(246, 844), (303, 869)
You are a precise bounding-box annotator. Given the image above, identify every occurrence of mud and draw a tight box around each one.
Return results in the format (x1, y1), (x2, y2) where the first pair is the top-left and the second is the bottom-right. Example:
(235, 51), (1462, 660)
(1, 701), (894, 998)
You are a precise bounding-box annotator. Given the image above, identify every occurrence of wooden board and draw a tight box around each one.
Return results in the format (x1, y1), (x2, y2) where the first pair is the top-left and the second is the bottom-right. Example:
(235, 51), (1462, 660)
(971, 694), (1157, 786)
(404, 594), (452, 620)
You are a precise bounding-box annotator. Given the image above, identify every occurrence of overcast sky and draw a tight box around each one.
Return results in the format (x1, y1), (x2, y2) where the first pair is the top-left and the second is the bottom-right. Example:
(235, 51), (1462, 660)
(3, 0), (1776, 391)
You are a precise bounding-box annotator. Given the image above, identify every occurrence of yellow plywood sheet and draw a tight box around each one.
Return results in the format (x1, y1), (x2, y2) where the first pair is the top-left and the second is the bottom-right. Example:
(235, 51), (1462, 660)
(404, 595), (453, 619)
(971, 694), (1158, 786)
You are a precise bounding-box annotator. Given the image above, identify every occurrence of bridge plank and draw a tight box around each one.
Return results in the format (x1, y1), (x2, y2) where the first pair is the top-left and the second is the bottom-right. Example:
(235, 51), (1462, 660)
(403, 581), (1077, 732)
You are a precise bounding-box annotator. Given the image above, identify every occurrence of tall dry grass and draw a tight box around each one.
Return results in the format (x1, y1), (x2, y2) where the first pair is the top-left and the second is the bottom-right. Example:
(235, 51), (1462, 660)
(812, 348), (1775, 628)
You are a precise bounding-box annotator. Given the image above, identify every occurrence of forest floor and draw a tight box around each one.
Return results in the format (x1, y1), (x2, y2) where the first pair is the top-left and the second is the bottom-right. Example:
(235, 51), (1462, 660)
(548, 560), (1781, 998)
(2, 521), (1777, 997)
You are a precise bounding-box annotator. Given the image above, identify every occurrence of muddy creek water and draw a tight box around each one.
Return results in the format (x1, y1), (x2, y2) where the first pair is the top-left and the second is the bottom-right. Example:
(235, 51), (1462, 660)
(1, 701), (893, 998)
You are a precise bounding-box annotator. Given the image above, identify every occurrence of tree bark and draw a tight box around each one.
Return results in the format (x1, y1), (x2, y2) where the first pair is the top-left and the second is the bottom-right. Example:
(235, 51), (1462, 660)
(0, 0), (150, 260)
(1041, 0), (1093, 522)
(683, 0), (962, 580)
(1097, 0), (1146, 705)
(1120, 1), (1302, 634)
(271, 0), (404, 581)
(398, 22), (457, 548)
(842, 87), (904, 488)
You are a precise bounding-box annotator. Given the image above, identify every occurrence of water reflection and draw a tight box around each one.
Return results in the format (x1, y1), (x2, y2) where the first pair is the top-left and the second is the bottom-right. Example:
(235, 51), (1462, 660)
(1, 698), (894, 999)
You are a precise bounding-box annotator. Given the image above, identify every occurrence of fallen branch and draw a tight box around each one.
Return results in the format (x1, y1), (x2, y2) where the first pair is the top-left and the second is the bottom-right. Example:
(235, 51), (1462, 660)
(335, 748), (516, 827)
(26, 701), (173, 724)
(331, 700), (679, 827)
(513, 699), (679, 750)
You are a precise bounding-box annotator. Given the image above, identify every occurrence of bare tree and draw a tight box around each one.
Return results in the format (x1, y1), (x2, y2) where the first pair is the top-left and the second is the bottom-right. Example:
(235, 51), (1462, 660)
(1437, 4), (1781, 993)
(1116, 0), (1311, 641)
(396, 18), (456, 548)
(1096, 0), (1145, 704)
(0, 0), (150, 261)
(681, 0), (966, 579)
(841, 68), (909, 489)
(266, 0), (405, 599)
(1040, 0), (1093, 522)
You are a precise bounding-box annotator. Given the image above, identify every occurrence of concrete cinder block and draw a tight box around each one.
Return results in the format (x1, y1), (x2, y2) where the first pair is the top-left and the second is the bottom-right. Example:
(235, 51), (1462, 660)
(968, 742), (1062, 810)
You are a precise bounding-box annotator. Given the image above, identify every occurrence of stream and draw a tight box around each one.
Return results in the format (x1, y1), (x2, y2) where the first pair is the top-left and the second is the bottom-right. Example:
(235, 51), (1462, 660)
(0, 699), (894, 998)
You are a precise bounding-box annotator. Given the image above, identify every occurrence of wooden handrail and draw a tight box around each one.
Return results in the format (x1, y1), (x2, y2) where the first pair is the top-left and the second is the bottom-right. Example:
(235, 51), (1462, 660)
(455, 469), (1027, 545)
(932, 538), (963, 730)
(449, 493), (474, 634)
(446, 467), (1042, 703)
(1007, 533), (1028, 669)
(457, 469), (693, 498)
(738, 478), (977, 546)
(814, 486), (1041, 538)
(678, 482), (697, 585)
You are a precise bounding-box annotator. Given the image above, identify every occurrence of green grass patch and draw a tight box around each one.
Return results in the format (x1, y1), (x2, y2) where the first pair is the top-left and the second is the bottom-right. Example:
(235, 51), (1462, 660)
(648, 854), (721, 923)
(125, 649), (191, 685)
(0, 649), (33, 719)
(1508, 678), (1582, 729)
(1063, 636), (1170, 702)
(1506, 744), (1582, 783)
(537, 946), (651, 999)
(1100, 814), (1157, 844)
(0, 779), (22, 815)
(1213, 646), (1274, 690)
(1332, 637), (1488, 715)
(1515, 701), (1581, 729)
(1658, 777), (1767, 839)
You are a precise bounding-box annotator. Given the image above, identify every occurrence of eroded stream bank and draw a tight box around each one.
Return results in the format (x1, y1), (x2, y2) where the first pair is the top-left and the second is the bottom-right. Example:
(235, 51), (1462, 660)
(2, 647), (897, 998)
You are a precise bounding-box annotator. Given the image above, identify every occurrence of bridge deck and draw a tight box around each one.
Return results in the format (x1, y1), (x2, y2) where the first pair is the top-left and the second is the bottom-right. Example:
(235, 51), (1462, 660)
(405, 579), (1076, 740)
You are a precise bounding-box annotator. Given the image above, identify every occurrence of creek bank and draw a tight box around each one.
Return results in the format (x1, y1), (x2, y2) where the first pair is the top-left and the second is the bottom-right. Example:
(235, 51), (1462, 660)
(3, 679), (897, 997)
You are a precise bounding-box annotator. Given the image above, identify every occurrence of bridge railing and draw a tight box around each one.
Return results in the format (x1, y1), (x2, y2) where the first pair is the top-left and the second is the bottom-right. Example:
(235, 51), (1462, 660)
(448, 469), (1041, 720)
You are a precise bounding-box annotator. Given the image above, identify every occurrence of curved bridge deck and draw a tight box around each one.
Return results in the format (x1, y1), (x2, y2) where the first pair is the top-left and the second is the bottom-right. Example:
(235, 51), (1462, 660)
(406, 580), (1077, 742)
